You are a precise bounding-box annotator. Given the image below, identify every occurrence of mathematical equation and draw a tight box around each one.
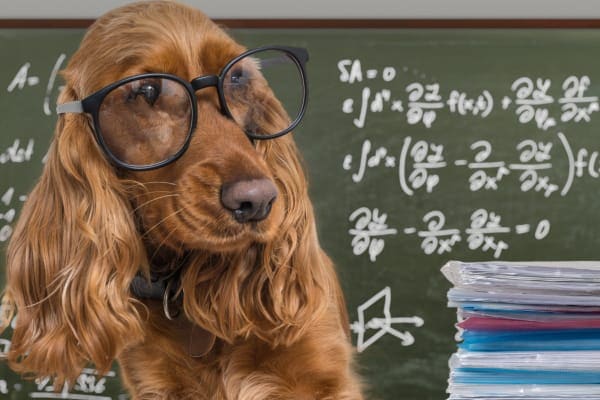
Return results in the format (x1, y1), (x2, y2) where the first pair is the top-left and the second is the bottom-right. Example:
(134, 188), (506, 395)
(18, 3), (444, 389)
(6, 54), (67, 116)
(0, 370), (128, 400)
(349, 206), (550, 261)
(0, 138), (36, 244)
(3, 52), (59, 249)
(343, 132), (595, 198)
(28, 369), (126, 400)
(339, 59), (599, 130)
(0, 187), (26, 244)
(0, 321), (126, 399)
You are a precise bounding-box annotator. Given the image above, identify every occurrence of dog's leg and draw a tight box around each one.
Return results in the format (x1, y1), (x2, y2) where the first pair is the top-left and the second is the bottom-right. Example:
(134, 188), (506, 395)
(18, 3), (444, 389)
(117, 302), (225, 400)
(221, 308), (364, 400)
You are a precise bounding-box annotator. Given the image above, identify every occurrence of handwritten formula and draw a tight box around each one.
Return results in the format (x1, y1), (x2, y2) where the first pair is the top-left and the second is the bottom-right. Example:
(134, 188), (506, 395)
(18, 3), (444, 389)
(338, 59), (598, 130)
(332, 45), (600, 360)
(1, 54), (61, 244)
(336, 57), (600, 274)
(7, 54), (66, 116)
(343, 132), (595, 198)
(350, 206), (550, 261)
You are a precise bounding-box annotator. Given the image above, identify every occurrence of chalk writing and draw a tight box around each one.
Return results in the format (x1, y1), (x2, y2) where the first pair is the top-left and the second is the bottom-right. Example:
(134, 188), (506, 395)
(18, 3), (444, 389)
(403, 208), (550, 259)
(343, 139), (395, 183)
(339, 60), (599, 130)
(29, 368), (116, 400)
(343, 132), (600, 200)
(463, 140), (510, 191)
(0, 139), (34, 164)
(560, 75), (599, 123)
(0, 187), (27, 243)
(349, 207), (398, 262)
(350, 287), (424, 352)
(399, 136), (445, 195)
(512, 139), (558, 197)
(353, 208), (551, 259)
(6, 54), (66, 116)
(6, 62), (39, 92)
(416, 210), (461, 255)
(405, 82), (443, 128)
(447, 89), (493, 118)
(508, 77), (556, 130)
(74, 372), (107, 395)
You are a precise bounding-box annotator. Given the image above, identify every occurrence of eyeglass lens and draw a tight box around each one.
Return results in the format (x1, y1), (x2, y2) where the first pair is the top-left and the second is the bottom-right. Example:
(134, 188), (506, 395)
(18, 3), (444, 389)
(96, 49), (304, 168)
(222, 49), (304, 138)
(98, 77), (193, 168)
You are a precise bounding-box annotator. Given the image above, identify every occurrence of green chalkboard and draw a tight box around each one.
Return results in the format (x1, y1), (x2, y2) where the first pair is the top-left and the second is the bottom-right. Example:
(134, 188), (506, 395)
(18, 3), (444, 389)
(4, 27), (600, 399)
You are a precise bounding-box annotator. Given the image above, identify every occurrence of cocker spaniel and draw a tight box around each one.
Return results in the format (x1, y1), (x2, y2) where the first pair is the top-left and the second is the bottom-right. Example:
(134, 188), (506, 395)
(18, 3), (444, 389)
(2, 1), (363, 399)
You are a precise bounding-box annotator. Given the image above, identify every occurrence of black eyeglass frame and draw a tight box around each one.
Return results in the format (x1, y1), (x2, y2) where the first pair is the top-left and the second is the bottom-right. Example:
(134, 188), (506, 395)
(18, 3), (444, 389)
(56, 45), (309, 171)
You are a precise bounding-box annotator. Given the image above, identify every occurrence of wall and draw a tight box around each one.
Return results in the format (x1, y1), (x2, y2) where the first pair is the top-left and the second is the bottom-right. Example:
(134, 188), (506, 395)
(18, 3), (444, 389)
(2, 0), (600, 19)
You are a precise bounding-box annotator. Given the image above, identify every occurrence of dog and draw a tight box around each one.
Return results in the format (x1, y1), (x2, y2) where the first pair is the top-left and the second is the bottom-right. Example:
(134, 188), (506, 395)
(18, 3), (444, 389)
(2, 1), (364, 398)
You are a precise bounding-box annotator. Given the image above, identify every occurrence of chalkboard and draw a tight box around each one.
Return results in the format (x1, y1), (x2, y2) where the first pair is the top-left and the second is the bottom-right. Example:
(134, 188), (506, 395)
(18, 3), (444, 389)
(3, 26), (600, 399)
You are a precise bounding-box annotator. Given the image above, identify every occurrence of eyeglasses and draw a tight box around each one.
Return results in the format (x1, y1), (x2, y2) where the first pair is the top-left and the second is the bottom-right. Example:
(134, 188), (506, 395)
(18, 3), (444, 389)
(57, 45), (309, 171)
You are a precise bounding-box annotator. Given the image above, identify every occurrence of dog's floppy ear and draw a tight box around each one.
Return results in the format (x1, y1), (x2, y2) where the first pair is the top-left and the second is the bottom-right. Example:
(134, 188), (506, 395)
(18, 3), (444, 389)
(254, 136), (348, 345)
(2, 85), (146, 387)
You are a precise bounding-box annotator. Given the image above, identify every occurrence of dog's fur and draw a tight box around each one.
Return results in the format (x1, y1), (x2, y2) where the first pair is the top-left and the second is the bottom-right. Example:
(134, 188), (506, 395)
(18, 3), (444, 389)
(2, 1), (363, 399)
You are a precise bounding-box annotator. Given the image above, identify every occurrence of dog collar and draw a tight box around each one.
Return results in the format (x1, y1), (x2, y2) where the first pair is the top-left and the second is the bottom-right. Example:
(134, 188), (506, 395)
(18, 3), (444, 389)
(131, 270), (182, 320)
(130, 269), (216, 358)
(130, 273), (168, 300)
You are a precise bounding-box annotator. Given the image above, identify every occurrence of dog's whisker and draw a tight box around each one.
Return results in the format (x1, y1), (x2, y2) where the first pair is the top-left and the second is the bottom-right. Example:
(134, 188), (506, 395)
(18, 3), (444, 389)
(151, 237), (189, 277)
(133, 193), (180, 212)
(142, 207), (187, 238)
(149, 226), (180, 262)
(123, 180), (178, 197)
(128, 191), (176, 203)
(141, 181), (177, 186)
(129, 190), (174, 197)
(125, 180), (177, 187)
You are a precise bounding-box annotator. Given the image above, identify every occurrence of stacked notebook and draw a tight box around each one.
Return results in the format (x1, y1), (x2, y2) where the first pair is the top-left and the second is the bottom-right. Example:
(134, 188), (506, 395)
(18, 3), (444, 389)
(442, 260), (600, 399)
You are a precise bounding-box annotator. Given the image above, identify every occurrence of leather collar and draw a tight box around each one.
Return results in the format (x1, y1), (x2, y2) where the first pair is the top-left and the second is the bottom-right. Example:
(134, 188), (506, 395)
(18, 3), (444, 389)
(131, 269), (182, 319)
(130, 273), (169, 300)
(130, 265), (216, 358)
(130, 252), (190, 301)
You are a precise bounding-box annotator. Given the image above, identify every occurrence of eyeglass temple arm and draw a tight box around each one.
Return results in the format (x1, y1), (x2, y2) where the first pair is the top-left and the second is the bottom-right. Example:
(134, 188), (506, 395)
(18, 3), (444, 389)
(259, 51), (309, 69)
(56, 101), (84, 114)
(259, 56), (293, 69)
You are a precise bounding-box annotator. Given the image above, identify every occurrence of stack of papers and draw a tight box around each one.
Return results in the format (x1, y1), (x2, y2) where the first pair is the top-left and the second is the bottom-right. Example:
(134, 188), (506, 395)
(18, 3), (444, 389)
(442, 260), (600, 399)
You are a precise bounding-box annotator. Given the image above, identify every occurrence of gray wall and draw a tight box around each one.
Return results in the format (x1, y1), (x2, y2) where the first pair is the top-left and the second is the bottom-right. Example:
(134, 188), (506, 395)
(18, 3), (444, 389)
(2, 0), (600, 19)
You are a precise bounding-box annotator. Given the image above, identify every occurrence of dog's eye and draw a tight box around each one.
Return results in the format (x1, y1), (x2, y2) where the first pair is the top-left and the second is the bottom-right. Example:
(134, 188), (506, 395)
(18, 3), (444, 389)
(228, 67), (250, 87)
(133, 82), (162, 106)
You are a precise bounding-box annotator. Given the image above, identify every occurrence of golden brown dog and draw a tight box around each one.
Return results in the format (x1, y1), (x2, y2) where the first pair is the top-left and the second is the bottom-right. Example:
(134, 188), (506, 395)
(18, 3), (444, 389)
(2, 1), (363, 398)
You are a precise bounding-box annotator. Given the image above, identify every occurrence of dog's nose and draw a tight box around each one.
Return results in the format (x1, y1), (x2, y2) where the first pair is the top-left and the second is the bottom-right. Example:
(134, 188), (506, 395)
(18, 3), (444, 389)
(221, 179), (278, 223)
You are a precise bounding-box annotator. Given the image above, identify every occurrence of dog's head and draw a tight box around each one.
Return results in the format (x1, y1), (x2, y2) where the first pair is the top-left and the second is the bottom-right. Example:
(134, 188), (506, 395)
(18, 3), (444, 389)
(4, 1), (336, 386)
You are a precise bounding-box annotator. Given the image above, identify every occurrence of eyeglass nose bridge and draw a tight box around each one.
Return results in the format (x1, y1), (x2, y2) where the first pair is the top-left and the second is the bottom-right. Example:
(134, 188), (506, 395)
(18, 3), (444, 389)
(189, 74), (253, 143)
(191, 75), (219, 92)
